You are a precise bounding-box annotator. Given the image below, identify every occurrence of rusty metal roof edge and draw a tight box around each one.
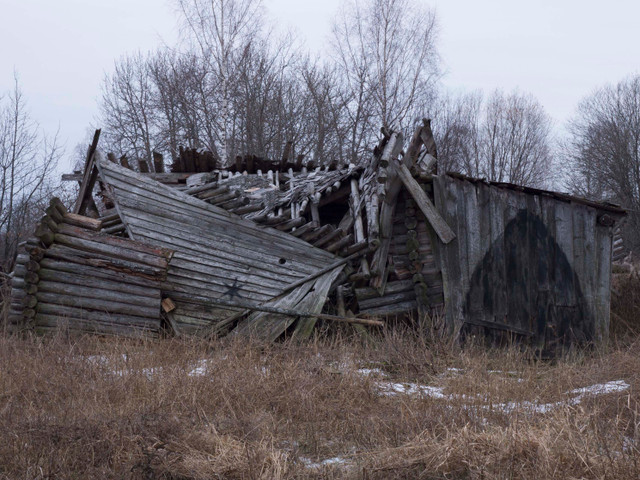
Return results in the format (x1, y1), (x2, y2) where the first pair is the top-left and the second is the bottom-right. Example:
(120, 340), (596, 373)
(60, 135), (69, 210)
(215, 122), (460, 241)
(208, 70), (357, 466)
(444, 171), (627, 215)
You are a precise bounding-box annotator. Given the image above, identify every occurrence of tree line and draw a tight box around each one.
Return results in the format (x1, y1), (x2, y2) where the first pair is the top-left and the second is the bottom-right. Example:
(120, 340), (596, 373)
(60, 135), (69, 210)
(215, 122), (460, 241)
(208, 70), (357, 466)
(2, 0), (640, 276)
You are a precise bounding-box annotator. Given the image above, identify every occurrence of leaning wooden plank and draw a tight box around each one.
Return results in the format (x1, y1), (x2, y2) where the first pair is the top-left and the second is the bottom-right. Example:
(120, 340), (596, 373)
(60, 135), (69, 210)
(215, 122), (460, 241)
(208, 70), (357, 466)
(396, 165), (456, 244)
(73, 130), (101, 215)
(73, 152), (100, 215)
(225, 280), (315, 339)
(291, 266), (345, 340)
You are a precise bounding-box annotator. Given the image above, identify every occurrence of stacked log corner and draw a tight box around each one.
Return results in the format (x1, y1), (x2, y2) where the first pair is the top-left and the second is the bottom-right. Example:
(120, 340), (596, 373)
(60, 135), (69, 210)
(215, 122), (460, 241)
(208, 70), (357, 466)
(8, 198), (171, 338)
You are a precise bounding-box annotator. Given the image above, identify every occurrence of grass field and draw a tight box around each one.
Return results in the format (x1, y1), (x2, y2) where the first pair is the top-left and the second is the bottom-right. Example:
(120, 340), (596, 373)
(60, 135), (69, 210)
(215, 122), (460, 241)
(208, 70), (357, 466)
(0, 324), (638, 479)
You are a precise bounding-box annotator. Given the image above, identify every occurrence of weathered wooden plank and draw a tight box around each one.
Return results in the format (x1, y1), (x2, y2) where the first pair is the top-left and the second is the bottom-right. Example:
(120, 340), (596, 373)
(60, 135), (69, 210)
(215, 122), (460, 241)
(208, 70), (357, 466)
(73, 130), (101, 215)
(291, 266), (347, 339)
(38, 268), (160, 299)
(37, 280), (161, 309)
(39, 257), (162, 288)
(432, 175), (463, 335)
(360, 300), (418, 317)
(37, 303), (161, 329)
(554, 200), (575, 306)
(355, 280), (415, 301)
(62, 213), (102, 231)
(54, 233), (170, 270)
(594, 222), (612, 345)
(43, 245), (167, 279)
(358, 290), (417, 310)
(56, 223), (173, 259)
(397, 164), (455, 244)
(97, 160), (336, 262)
(35, 292), (159, 319)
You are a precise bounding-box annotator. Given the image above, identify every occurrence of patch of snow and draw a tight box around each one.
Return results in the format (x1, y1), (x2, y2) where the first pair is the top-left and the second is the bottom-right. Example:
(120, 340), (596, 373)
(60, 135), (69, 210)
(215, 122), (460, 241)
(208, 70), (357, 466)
(356, 367), (387, 377)
(301, 456), (349, 469)
(568, 380), (629, 397)
(373, 377), (630, 415)
(188, 359), (212, 376)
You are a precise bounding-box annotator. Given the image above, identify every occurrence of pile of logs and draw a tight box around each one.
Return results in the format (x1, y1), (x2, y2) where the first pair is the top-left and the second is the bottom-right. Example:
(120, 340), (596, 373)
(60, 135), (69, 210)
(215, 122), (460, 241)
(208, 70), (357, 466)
(8, 198), (172, 338)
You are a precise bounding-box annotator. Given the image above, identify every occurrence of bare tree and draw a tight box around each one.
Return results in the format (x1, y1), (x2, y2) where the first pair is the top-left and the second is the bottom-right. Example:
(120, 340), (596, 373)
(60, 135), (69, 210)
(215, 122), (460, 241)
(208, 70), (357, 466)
(331, 0), (440, 162)
(433, 89), (554, 188)
(565, 75), (640, 251)
(0, 76), (61, 272)
(100, 53), (156, 170)
(175, 0), (264, 166)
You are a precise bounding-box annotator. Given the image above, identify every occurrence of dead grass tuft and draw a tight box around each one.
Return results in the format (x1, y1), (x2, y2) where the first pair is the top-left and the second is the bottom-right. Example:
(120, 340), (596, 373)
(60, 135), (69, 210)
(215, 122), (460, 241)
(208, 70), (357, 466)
(0, 327), (638, 479)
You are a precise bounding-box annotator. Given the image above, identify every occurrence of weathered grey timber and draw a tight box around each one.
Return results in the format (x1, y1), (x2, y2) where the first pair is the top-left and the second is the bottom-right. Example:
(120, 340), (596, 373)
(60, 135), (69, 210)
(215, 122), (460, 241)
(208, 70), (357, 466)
(432, 174), (624, 354)
(96, 158), (342, 335)
(8, 198), (171, 337)
(31, 122), (624, 348)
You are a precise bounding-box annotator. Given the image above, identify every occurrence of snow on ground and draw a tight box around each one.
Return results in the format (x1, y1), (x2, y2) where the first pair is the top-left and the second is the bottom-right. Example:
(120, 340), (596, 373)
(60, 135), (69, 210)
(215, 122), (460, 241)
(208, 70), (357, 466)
(300, 456), (350, 470)
(82, 355), (630, 414)
(364, 367), (630, 414)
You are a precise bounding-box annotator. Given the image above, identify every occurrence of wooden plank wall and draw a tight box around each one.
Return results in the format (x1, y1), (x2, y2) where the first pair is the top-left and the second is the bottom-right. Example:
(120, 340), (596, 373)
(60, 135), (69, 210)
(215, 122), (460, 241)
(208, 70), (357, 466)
(97, 159), (339, 335)
(433, 175), (614, 351)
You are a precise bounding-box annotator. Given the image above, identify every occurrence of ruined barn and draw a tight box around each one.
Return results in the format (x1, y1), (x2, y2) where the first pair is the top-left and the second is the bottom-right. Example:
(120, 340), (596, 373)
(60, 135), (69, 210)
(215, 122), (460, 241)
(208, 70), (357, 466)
(7, 124), (625, 351)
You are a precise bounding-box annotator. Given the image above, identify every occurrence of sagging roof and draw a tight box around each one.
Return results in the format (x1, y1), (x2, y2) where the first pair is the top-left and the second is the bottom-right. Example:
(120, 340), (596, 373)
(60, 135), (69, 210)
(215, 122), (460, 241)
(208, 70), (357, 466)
(96, 158), (345, 337)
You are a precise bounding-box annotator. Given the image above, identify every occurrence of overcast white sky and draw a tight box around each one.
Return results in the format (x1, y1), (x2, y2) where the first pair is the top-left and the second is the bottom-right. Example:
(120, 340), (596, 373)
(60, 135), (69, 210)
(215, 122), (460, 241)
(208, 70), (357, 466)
(1, 0), (639, 172)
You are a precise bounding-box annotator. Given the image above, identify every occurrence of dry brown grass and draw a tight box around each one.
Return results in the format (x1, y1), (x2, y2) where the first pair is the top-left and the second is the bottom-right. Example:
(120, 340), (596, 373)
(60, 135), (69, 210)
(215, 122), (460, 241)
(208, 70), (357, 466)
(0, 327), (638, 479)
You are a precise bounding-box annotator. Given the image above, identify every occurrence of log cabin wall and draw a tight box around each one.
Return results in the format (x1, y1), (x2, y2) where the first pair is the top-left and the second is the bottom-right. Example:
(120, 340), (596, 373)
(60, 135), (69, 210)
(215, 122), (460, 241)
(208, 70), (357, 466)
(432, 174), (623, 352)
(9, 198), (171, 338)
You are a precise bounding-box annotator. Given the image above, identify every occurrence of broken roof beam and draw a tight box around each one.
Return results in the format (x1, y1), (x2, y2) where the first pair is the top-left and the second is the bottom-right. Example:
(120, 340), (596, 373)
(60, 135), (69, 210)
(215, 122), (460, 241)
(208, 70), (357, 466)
(396, 163), (456, 244)
(73, 129), (101, 216)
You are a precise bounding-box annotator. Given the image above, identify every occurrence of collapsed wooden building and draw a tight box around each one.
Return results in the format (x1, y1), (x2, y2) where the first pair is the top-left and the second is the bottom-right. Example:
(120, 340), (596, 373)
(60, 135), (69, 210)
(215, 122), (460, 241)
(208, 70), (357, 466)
(8, 124), (625, 351)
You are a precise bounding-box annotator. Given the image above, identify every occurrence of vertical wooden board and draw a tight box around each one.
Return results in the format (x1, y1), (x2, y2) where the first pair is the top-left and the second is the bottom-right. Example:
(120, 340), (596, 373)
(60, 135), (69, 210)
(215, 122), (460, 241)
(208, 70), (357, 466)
(432, 176), (462, 334)
(582, 209), (598, 336)
(538, 197), (558, 346)
(553, 201), (575, 306)
(571, 204), (592, 338)
(488, 185), (508, 323)
(464, 182), (482, 275)
(453, 179), (472, 331)
(465, 182), (491, 322)
(524, 193), (543, 335)
(594, 223), (613, 345)
(501, 189), (522, 333)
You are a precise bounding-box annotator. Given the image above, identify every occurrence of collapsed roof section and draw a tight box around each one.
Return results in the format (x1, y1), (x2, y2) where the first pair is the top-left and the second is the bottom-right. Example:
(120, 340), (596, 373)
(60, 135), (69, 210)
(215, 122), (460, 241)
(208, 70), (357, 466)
(96, 158), (345, 337)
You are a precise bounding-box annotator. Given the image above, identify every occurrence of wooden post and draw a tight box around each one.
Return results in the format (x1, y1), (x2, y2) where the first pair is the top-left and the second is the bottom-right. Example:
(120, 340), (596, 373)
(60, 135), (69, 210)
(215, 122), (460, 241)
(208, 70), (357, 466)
(153, 152), (164, 173)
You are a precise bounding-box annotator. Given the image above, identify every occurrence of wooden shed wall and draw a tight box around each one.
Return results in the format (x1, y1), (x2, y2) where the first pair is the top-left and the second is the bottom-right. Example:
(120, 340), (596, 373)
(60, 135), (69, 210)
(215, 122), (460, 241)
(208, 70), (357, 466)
(432, 175), (614, 350)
